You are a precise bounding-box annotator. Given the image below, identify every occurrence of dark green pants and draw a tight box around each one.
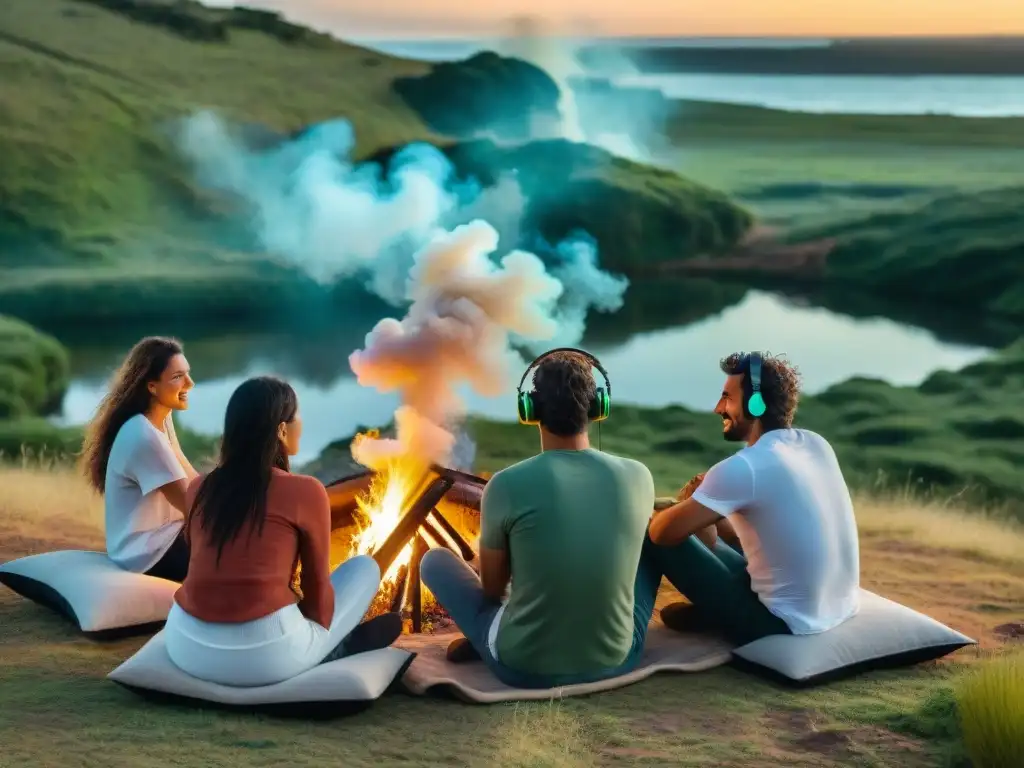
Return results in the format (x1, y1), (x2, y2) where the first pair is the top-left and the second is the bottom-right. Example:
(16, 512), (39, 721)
(641, 532), (791, 646)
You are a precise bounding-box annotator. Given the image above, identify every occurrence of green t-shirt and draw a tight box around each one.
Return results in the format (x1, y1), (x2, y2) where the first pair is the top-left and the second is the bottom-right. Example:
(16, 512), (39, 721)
(480, 448), (655, 677)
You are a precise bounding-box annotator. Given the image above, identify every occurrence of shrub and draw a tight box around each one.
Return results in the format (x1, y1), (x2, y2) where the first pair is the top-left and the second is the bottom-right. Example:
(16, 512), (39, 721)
(0, 316), (70, 418)
(393, 52), (562, 140)
(956, 651), (1024, 768)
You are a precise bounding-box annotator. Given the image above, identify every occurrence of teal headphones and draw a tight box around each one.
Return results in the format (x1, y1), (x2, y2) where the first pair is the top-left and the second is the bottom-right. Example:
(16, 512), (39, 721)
(517, 347), (611, 426)
(745, 351), (767, 418)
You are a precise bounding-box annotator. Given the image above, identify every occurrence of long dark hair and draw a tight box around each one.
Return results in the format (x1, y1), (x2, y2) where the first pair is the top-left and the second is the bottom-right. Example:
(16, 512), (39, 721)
(81, 337), (183, 494)
(188, 376), (298, 564)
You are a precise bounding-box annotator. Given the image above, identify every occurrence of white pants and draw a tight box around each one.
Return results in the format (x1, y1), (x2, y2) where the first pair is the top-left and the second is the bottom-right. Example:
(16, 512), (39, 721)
(164, 555), (381, 687)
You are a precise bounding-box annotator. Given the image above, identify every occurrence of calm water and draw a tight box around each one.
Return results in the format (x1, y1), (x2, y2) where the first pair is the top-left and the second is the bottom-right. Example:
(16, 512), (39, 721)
(57, 290), (992, 466)
(618, 73), (1024, 116)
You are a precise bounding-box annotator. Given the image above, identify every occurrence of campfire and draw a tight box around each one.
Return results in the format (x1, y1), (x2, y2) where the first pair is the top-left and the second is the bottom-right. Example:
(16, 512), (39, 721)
(325, 455), (485, 633)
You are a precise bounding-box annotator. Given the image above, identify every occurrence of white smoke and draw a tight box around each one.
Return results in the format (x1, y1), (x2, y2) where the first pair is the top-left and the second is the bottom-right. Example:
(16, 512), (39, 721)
(175, 111), (630, 468)
(349, 221), (569, 468)
(495, 16), (650, 162)
(176, 111), (523, 304)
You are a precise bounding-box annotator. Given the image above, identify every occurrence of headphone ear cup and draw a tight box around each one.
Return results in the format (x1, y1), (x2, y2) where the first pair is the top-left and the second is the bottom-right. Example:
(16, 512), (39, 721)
(747, 392), (766, 418)
(590, 388), (611, 421)
(518, 392), (540, 425)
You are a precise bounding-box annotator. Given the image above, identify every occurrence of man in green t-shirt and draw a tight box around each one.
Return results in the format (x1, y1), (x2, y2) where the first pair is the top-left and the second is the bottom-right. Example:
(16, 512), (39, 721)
(420, 349), (658, 688)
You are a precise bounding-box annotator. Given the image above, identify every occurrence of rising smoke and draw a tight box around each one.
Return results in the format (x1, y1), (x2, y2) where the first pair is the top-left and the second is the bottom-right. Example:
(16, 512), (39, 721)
(495, 16), (656, 162)
(176, 111), (629, 469)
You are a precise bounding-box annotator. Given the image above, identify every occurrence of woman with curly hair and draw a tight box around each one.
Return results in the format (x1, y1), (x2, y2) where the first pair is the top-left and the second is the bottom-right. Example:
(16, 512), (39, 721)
(80, 337), (198, 581)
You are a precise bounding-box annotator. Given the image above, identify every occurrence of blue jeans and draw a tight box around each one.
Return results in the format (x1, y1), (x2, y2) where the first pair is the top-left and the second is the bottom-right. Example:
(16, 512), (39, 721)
(646, 534), (792, 646)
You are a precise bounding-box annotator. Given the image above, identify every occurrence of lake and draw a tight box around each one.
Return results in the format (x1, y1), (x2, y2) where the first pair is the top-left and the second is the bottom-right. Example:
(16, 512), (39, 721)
(55, 289), (992, 466)
(364, 38), (1024, 117)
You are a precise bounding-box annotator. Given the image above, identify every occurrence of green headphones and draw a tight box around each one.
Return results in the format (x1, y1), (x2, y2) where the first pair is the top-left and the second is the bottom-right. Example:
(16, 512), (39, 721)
(745, 351), (767, 418)
(517, 347), (612, 426)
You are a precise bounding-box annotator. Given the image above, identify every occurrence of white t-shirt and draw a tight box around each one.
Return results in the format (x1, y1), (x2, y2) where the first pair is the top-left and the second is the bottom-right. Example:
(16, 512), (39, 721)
(691, 428), (860, 635)
(104, 414), (188, 573)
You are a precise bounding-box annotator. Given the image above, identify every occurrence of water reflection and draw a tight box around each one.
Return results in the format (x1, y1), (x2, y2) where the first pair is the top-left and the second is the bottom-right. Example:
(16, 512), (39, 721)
(56, 286), (992, 465)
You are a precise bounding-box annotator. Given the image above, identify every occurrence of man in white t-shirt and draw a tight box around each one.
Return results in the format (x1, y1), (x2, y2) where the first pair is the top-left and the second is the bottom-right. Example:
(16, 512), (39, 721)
(647, 351), (860, 644)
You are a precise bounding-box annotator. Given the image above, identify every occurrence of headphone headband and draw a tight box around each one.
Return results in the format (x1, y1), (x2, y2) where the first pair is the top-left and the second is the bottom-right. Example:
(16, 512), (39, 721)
(744, 351), (767, 418)
(747, 351), (762, 393)
(517, 347), (611, 396)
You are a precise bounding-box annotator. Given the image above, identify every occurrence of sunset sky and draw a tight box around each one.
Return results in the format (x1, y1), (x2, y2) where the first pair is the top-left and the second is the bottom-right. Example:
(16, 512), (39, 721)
(218, 0), (1024, 38)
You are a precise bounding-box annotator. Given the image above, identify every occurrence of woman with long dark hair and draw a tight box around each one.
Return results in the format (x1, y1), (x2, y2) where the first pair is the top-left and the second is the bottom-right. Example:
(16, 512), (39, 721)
(164, 376), (402, 687)
(80, 336), (198, 581)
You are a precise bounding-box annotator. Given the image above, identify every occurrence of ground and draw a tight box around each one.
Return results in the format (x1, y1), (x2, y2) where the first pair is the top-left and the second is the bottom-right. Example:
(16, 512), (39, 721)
(1, 463), (1021, 767)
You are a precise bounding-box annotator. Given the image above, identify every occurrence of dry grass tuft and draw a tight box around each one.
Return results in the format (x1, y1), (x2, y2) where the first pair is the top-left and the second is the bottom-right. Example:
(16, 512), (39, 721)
(956, 649), (1024, 768)
(0, 460), (103, 539)
(854, 492), (1024, 566)
(489, 701), (596, 768)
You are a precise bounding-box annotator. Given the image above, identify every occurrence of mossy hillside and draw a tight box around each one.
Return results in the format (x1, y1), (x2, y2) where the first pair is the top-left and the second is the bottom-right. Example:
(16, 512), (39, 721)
(0, 0), (434, 257)
(801, 187), (1024, 322)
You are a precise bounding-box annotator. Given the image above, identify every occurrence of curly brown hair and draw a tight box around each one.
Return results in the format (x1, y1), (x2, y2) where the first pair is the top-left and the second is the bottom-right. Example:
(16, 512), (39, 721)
(80, 337), (183, 494)
(532, 350), (597, 437)
(720, 351), (802, 432)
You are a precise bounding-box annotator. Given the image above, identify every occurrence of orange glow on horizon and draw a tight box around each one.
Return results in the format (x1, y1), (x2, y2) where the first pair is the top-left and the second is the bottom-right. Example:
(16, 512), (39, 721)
(275, 0), (1024, 38)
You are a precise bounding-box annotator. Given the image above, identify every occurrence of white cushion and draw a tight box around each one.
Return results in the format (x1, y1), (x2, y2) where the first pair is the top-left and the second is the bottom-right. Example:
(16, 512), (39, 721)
(0, 550), (177, 639)
(732, 589), (975, 686)
(108, 631), (415, 717)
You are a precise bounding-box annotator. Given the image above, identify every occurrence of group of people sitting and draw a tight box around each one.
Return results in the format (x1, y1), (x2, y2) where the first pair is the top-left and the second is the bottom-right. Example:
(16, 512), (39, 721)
(79, 336), (861, 690)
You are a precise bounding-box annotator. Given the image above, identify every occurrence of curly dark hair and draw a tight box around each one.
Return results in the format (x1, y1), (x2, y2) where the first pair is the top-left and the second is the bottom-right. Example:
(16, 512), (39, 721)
(531, 350), (597, 437)
(720, 351), (802, 431)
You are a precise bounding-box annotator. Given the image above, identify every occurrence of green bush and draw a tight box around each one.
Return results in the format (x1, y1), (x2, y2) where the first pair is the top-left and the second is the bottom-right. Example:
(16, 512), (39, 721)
(393, 52), (562, 140)
(0, 316), (70, 418)
(0, 418), (82, 460)
(957, 651), (1024, 768)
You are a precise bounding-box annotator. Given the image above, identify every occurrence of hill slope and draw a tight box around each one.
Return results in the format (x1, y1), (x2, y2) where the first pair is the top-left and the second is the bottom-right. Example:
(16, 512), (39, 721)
(0, 0), (434, 256)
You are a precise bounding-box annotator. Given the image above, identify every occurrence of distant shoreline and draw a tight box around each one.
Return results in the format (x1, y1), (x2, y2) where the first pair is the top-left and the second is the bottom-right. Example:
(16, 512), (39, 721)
(585, 38), (1024, 76)
(365, 36), (1024, 76)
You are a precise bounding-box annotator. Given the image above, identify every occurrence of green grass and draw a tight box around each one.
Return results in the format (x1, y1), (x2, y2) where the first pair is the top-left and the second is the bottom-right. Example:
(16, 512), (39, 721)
(956, 650), (1024, 768)
(0, 586), (991, 768)
(0, 0), (433, 252)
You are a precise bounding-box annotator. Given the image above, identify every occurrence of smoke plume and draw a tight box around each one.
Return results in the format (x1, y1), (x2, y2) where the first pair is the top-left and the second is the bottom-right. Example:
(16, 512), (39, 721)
(175, 111), (630, 469)
(495, 16), (653, 162)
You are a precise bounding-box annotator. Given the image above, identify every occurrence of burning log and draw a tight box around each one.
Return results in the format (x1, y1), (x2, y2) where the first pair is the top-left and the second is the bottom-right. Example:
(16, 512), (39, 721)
(325, 465), (487, 633)
(409, 536), (429, 633)
(370, 474), (455, 576)
(388, 564), (409, 614)
(428, 509), (476, 561)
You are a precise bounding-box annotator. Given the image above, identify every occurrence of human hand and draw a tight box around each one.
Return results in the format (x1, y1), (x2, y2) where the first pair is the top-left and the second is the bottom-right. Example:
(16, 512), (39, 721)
(677, 473), (706, 501)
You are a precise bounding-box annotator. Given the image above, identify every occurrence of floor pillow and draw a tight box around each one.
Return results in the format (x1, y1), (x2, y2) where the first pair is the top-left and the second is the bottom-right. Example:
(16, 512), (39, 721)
(0, 550), (177, 640)
(108, 631), (416, 718)
(731, 589), (976, 687)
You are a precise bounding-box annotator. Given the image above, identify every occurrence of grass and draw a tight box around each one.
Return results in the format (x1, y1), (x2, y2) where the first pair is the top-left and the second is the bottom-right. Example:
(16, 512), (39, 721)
(1, 459), (1022, 766)
(956, 650), (1024, 768)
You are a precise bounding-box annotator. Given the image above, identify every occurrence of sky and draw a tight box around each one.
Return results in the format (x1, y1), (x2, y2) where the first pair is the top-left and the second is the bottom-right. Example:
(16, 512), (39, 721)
(213, 0), (1024, 38)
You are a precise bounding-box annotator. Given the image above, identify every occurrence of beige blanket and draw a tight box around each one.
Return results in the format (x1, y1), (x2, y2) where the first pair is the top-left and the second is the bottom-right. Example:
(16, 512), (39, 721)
(395, 625), (733, 704)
